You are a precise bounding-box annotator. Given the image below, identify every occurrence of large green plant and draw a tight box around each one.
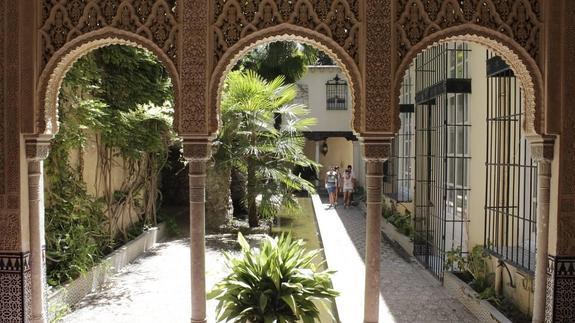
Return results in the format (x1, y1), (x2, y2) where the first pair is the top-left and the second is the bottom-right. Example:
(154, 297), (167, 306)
(208, 233), (339, 322)
(217, 71), (318, 227)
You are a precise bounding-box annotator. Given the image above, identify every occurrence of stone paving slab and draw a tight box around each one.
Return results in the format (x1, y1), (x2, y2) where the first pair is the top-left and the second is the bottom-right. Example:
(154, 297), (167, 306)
(311, 194), (477, 323)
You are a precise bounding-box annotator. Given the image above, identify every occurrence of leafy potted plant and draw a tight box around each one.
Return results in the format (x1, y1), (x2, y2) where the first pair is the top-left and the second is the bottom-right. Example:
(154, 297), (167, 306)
(208, 233), (339, 322)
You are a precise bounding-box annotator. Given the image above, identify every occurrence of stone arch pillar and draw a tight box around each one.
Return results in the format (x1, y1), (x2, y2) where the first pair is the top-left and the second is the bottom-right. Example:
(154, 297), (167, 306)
(24, 137), (51, 323)
(182, 138), (212, 323)
(362, 139), (392, 323)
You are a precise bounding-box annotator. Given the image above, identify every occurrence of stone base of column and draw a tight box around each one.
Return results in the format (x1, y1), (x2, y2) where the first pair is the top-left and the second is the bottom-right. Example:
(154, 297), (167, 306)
(0, 252), (32, 322)
(545, 255), (575, 323)
(191, 319), (207, 323)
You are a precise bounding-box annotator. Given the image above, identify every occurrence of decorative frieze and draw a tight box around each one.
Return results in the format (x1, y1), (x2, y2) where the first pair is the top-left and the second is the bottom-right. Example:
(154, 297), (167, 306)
(0, 253), (32, 322)
(546, 256), (575, 322)
(39, 0), (178, 71)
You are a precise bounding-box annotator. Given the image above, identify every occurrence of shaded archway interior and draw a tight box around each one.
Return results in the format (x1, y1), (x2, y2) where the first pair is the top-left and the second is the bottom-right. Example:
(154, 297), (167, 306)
(209, 25), (363, 137)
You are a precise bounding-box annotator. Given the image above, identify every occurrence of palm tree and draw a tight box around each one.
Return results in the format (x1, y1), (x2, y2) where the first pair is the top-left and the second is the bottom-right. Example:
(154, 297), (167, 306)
(216, 71), (318, 227)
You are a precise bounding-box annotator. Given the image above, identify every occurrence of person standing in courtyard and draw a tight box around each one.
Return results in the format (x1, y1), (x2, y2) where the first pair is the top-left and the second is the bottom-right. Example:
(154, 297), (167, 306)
(325, 166), (339, 208)
(342, 168), (354, 208)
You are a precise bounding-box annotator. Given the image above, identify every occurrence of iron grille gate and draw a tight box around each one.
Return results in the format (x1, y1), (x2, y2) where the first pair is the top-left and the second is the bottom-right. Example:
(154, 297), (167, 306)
(413, 43), (471, 279)
(484, 53), (538, 273)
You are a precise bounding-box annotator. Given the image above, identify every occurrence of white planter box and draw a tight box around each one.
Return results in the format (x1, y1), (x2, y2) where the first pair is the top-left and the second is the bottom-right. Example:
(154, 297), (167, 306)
(443, 272), (512, 323)
(47, 224), (167, 319)
(381, 218), (414, 256)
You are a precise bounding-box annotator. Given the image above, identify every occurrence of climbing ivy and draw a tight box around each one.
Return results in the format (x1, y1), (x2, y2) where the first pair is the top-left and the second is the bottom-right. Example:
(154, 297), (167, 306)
(45, 45), (174, 286)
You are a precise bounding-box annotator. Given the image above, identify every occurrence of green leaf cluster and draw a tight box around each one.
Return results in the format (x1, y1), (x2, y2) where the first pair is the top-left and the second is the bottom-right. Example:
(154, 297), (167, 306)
(216, 70), (318, 227)
(208, 233), (339, 322)
(382, 202), (413, 238)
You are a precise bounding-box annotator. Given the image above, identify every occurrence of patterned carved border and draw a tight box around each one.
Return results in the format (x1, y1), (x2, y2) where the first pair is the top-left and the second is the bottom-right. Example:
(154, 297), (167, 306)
(394, 0), (542, 66)
(39, 0), (178, 72)
(364, 0), (395, 135)
(393, 24), (543, 136)
(37, 28), (180, 136)
(546, 256), (575, 322)
(0, 253), (31, 322)
(209, 23), (363, 136)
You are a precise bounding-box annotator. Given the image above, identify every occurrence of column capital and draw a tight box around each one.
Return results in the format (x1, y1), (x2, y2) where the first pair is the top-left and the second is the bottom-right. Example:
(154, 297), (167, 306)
(527, 135), (555, 162)
(182, 137), (212, 162)
(361, 139), (392, 161)
(24, 135), (51, 161)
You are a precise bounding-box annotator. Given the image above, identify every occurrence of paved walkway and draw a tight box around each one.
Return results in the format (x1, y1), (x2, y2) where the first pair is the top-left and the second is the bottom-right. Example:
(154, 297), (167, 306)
(61, 197), (476, 323)
(61, 234), (265, 323)
(312, 194), (476, 323)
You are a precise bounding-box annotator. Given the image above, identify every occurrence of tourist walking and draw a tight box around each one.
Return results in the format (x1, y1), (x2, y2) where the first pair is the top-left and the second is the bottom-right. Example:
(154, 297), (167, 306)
(325, 166), (339, 208)
(343, 169), (354, 208)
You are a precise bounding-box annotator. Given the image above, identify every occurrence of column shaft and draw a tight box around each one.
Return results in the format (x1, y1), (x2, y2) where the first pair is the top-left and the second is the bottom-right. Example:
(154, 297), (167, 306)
(364, 160), (383, 323)
(28, 158), (47, 323)
(533, 160), (551, 323)
(189, 159), (207, 323)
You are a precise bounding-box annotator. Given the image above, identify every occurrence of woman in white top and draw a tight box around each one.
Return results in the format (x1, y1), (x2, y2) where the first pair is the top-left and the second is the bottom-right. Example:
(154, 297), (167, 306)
(342, 169), (354, 208)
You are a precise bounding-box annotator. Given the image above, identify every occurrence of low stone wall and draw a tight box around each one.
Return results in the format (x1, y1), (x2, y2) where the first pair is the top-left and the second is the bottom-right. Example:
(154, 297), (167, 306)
(443, 272), (511, 323)
(47, 224), (167, 319)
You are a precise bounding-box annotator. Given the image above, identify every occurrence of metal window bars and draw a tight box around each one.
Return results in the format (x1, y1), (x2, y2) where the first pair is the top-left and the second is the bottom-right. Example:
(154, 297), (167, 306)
(484, 52), (537, 274)
(414, 42), (471, 280)
(385, 70), (415, 202)
(326, 74), (347, 110)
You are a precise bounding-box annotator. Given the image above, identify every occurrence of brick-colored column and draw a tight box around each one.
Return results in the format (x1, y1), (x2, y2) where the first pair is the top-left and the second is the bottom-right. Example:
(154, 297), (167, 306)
(528, 138), (554, 323)
(25, 138), (51, 323)
(362, 140), (390, 323)
(183, 139), (211, 323)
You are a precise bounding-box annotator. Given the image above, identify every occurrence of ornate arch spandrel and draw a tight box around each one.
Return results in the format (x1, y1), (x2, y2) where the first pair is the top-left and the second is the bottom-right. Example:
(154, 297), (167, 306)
(395, 0), (542, 67)
(208, 24), (364, 136)
(39, 0), (179, 72)
(393, 25), (544, 136)
(211, 0), (362, 67)
(37, 28), (180, 136)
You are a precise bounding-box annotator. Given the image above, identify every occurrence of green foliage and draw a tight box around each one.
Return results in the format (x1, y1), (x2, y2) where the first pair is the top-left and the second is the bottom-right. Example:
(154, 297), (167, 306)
(381, 202), (413, 238)
(237, 42), (319, 83)
(45, 45), (174, 286)
(217, 71), (318, 227)
(208, 233), (339, 322)
(48, 302), (71, 323)
(444, 246), (496, 301)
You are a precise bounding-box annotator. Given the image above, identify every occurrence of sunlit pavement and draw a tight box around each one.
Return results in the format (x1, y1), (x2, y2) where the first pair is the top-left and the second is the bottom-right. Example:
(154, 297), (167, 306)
(61, 234), (263, 323)
(312, 194), (477, 323)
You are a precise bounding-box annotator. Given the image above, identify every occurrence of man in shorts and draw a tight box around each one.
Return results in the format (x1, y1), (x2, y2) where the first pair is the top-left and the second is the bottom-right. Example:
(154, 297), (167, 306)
(325, 166), (338, 208)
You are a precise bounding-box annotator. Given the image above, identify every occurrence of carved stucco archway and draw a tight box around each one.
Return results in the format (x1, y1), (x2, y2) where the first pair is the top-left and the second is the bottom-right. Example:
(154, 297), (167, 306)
(37, 28), (181, 136)
(35, 0), (180, 136)
(392, 0), (544, 136)
(393, 25), (543, 136)
(209, 24), (363, 135)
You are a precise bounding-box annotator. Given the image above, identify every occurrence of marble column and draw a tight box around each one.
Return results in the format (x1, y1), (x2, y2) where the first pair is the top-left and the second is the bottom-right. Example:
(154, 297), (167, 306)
(183, 139), (211, 323)
(362, 140), (390, 323)
(528, 137), (554, 323)
(25, 138), (51, 323)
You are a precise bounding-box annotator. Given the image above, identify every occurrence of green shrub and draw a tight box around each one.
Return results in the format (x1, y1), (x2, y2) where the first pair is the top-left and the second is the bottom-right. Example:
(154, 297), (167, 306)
(445, 245), (496, 301)
(208, 233), (339, 322)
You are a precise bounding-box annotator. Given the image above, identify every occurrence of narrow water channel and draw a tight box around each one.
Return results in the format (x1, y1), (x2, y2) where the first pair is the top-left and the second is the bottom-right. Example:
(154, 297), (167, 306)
(271, 197), (339, 323)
